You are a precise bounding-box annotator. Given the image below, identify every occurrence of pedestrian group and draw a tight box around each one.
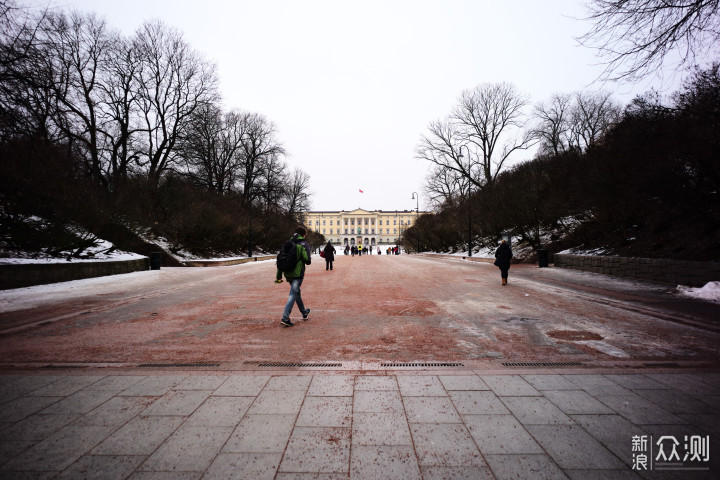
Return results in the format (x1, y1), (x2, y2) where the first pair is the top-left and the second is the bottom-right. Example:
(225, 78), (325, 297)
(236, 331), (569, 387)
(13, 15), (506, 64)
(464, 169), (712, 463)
(274, 227), (513, 328)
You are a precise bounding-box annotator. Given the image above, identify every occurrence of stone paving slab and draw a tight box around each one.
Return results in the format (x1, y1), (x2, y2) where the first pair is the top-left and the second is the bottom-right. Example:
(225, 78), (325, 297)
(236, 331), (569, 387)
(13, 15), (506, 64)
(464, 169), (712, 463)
(480, 375), (541, 397)
(352, 411), (413, 446)
(0, 370), (718, 479)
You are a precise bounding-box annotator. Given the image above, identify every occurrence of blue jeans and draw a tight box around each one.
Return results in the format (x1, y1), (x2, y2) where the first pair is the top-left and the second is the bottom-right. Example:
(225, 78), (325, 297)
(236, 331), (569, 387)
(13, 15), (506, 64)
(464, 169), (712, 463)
(282, 278), (306, 320)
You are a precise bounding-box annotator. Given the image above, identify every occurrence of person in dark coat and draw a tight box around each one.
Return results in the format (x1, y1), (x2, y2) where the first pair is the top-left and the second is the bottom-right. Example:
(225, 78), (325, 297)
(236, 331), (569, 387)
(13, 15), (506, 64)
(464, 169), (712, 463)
(323, 241), (336, 270)
(494, 240), (513, 285)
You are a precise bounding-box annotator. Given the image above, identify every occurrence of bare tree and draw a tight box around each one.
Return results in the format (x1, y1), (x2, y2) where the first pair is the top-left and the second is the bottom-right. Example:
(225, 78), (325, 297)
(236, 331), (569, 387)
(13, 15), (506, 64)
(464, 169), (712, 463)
(34, 10), (119, 186)
(180, 104), (247, 194)
(282, 168), (311, 218)
(533, 93), (573, 155)
(416, 117), (481, 189)
(570, 91), (621, 150)
(133, 20), (218, 187)
(236, 112), (285, 206)
(257, 152), (288, 213)
(533, 91), (621, 154)
(100, 35), (142, 189)
(0, 0), (51, 141)
(424, 163), (470, 209)
(453, 82), (536, 185)
(580, 0), (720, 81)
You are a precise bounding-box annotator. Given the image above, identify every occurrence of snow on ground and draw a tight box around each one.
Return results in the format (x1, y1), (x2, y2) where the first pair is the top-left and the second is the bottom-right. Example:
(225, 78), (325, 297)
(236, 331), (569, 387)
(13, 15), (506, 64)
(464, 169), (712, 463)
(427, 244), (496, 259)
(677, 281), (720, 303)
(0, 259), (273, 313)
(558, 247), (614, 256)
(0, 237), (145, 264)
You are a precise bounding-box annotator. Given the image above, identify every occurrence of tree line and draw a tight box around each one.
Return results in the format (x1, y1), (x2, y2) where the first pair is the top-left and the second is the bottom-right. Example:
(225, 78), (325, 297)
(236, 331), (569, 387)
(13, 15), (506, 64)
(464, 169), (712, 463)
(405, 0), (720, 261)
(0, 1), (310, 259)
(403, 64), (720, 261)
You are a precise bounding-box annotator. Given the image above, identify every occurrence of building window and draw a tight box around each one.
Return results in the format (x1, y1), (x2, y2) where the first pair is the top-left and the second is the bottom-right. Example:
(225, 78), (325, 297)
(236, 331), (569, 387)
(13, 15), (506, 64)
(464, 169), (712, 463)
(394, 228), (397, 234)
(323, 220), (326, 225)
(344, 229), (348, 234)
(345, 219), (348, 225)
(371, 229), (375, 234)
(365, 229), (368, 234)
(351, 219), (355, 225)
(394, 220), (397, 225)
(323, 229), (326, 234)
(330, 220), (333, 225)
(386, 228), (390, 234)
(364, 218), (368, 225)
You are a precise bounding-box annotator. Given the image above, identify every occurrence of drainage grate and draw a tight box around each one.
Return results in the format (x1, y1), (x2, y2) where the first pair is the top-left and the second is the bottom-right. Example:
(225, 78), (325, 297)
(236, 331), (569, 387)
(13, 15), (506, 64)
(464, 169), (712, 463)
(502, 362), (583, 367)
(381, 362), (464, 367)
(138, 363), (221, 368)
(257, 362), (343, 368)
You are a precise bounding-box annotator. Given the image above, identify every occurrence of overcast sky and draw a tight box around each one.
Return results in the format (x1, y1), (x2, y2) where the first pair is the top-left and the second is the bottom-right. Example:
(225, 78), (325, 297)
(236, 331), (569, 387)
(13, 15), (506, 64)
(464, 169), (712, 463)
(53, 0), (684, 212)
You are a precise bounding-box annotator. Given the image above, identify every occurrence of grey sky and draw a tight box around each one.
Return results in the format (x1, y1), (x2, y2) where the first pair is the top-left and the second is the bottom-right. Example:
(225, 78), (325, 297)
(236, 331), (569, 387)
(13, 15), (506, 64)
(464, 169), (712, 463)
(55, 0), (685, 212)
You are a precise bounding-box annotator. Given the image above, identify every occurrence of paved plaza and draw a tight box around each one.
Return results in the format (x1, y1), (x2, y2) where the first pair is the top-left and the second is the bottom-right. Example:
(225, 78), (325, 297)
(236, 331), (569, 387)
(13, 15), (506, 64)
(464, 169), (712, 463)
(1, 255), (719, 478)
(0, 368), (718, 479)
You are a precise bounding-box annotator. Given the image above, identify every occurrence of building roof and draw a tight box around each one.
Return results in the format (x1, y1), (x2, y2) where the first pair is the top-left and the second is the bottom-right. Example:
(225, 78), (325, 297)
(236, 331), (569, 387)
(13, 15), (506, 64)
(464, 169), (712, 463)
(305, 209), (427, 215)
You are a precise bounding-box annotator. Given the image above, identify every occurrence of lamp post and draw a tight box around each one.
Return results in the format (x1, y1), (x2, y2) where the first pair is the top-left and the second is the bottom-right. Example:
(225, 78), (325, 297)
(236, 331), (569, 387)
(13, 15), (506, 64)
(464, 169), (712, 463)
(458, 145), (473, 257)
(411, 192), (420, 253)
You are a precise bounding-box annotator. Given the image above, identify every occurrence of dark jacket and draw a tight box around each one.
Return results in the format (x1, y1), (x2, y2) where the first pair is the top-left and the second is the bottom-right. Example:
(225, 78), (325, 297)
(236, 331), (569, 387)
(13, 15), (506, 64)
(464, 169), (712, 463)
(323, 243), (336, 261)
(494, 242), (513, 268)
(276, 234), (311, 281)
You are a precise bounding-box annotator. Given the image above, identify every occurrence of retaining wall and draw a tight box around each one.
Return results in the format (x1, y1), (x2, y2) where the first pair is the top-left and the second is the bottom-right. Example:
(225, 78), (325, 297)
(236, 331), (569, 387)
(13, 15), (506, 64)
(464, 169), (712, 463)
(0, 258), (150, 290)
(553, 253), (719, 287)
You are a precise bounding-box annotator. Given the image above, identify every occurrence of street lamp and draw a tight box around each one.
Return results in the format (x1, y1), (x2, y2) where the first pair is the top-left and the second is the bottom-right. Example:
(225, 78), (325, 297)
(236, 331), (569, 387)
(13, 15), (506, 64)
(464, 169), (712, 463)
(458, 145), (473, 257)
(411, 192), (420, 253)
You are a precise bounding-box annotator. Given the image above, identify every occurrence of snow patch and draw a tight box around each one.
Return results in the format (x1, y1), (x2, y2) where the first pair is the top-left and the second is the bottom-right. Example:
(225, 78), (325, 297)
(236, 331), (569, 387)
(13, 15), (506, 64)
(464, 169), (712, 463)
(0, 237), (145, 264)
(558, 247), (613, 256)
(677, 281), (720, 303)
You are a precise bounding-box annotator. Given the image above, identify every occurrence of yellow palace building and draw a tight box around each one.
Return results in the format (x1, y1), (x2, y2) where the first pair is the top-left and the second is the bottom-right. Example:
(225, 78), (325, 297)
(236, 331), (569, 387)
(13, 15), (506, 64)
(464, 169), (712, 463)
(302, 208), (426, 247)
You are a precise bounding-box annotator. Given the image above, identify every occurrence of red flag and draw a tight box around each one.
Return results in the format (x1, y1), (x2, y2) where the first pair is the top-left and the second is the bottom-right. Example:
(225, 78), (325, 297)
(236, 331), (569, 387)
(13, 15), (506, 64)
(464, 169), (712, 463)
(359, 189), (364, 193)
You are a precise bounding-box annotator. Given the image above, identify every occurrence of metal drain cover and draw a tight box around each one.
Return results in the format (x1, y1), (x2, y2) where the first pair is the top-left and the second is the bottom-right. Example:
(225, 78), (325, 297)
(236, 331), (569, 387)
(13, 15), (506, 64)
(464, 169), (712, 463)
(502, 362), (583, 367)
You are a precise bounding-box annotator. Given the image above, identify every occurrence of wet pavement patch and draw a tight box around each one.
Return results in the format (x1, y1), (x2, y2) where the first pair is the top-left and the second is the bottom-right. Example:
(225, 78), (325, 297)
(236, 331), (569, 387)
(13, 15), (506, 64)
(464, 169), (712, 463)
(547, 330), (603, 341)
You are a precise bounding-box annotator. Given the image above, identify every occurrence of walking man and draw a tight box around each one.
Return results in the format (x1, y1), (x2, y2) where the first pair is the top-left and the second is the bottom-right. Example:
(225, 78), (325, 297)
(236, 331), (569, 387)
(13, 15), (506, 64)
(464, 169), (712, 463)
(275, 226), (312, 327)
(323, 241), (336, 270)
(494, 239), (513, 285)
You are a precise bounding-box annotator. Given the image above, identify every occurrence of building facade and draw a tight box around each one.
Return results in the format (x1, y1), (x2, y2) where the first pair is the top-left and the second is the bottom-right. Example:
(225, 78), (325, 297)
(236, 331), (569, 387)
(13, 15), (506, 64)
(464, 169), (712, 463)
(303, 208), (426, 247)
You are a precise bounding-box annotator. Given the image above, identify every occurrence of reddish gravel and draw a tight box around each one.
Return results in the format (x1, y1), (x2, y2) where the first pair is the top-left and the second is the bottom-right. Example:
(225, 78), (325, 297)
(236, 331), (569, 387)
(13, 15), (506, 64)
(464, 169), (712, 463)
(1, 255), (719, 366)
